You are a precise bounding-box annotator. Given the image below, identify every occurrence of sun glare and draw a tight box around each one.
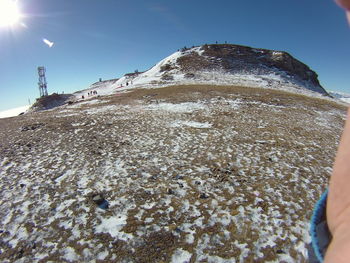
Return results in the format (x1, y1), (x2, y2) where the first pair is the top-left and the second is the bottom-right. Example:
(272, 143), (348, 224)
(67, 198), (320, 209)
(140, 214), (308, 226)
(0, 0), (21, 28)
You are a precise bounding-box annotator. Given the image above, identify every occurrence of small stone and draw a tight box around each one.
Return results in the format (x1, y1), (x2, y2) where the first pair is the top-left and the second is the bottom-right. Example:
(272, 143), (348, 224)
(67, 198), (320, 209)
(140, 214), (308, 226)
(276, 249), (285, 254)
(92, 194), (102, 201)
(167, 188), (174, 195)
(92, 194), (109, 210)
(200, 193), (209, 199)
(195, 181), (201, 185)
(18, 248), (24, 258)
(174, 227), (181, 233)
(98, 200), (109, 209)
(150, 175), (157, 181)
(20, 184), (25, 188)
(175, 175), (184, 180)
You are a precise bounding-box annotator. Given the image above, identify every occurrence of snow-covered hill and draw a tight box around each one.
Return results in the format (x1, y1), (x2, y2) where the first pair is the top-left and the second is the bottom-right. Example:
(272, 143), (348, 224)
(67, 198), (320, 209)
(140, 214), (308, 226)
(0, 105), (30, 119)
(74, 44), (329, 101)
(328, 90), (350, 104)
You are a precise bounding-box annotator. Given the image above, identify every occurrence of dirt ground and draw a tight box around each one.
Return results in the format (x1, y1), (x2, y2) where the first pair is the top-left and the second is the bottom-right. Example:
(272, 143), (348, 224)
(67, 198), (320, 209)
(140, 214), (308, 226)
(0, 85), (347, 262)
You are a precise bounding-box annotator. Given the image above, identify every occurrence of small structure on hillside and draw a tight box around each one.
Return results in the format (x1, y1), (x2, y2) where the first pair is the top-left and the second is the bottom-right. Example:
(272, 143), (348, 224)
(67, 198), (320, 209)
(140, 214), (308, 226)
(38, 66), (48, 97)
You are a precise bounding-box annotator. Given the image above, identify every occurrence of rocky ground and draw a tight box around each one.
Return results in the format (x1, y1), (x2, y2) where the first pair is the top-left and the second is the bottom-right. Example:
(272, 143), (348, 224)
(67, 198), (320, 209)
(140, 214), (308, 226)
(0, 85), (347, 262)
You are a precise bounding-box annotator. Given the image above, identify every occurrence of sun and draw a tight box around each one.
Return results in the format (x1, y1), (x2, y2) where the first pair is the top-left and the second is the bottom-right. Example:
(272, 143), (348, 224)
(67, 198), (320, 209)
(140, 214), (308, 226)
(0, 0), (22, 28)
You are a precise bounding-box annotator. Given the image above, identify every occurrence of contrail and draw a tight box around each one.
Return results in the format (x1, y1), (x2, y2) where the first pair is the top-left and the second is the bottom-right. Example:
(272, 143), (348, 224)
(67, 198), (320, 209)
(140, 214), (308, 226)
(43, 38), (54, 48)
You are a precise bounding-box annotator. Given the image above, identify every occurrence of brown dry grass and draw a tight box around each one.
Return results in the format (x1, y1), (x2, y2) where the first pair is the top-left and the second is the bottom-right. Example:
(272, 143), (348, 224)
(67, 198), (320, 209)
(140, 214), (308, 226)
(0, 85), (347, 262)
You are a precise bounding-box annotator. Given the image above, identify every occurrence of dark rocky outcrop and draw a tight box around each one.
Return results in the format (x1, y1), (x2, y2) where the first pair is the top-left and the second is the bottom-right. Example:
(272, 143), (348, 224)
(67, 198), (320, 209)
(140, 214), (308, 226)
(30, 93), (74, 112)
(175, 44), (328, 96)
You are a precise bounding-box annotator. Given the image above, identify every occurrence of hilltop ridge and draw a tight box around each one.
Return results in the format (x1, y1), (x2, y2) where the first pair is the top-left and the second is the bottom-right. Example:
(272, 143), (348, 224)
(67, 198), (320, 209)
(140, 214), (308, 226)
(79, 44), (328, 99)
(23, 43), (340, 114)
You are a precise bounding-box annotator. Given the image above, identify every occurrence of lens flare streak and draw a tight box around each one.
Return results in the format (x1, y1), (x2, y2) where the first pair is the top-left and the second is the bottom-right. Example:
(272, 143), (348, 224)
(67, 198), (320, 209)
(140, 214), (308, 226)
(43, 38), (54, 48)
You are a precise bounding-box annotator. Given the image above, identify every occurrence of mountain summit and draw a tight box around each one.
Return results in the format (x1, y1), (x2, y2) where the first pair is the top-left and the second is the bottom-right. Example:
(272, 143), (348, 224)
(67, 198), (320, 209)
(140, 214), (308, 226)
(89, 44), (328, 97)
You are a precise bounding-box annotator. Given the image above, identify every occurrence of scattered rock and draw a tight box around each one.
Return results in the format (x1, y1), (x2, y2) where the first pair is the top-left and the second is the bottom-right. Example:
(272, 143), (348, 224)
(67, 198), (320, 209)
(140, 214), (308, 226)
(195, 181), (201, 185)
(184, 73), (195, 79)
(167, 188), (174, 195)
(20, 184), (25, 188)
(199, 193), (209, 199)
(91, 150), (102, 155)
(18, 249), (24, 258)
(21, 123), (45, 132)
(174, 227), (181, 233)
(175, 175), (184, 180)
(92, 194), (109, 210)
(224, 169), (232, 174)
(276, 249), (285, 254)
(30, 93), (74, 111)
(150, 175), (158, 181)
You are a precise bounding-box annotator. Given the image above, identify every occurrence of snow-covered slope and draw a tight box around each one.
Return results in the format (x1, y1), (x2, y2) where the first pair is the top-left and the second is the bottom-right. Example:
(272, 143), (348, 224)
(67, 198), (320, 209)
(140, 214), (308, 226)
(74, 44), (329, 101)
(328, 91), (350, 104)
(0, 105), (30, 119)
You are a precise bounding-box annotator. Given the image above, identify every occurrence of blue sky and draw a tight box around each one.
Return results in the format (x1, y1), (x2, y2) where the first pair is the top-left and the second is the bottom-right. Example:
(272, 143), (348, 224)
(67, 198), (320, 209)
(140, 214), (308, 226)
(0, 0), (349, 111)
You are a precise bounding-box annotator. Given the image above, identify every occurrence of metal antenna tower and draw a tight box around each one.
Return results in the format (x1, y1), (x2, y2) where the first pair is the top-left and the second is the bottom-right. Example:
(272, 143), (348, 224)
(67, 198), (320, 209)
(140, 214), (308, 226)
(38, 66), (48, 97)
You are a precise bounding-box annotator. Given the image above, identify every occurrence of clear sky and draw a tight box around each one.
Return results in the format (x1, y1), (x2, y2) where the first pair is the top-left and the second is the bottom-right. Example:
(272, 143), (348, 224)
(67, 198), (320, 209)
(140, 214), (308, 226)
(0, 0), (349, 111)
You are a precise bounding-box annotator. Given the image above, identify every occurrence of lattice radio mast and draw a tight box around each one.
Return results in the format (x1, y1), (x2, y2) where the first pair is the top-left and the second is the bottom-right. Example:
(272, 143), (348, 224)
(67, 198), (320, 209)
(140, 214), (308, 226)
(38, 66), (48, 97)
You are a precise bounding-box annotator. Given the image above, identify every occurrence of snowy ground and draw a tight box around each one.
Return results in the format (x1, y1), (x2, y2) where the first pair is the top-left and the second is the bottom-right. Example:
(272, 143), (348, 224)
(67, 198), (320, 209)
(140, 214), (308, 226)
(73, 46), (335, 105)
(0, 85), (347, 262)
(328, 90), (350, 104)
(0, 106), (30, 119)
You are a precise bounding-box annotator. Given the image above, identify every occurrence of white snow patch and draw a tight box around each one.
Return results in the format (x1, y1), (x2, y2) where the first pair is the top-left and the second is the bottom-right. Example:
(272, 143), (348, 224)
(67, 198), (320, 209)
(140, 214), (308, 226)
(97, 250), (109, 260)
(147, 102), (205, 113)
(55, 170), (72, 183)
(66, 99), (102, 108)
(171, 120), (212, 128)
(95, 215), (133, 241)
(340, 97), (350, 103)
(63, 247), (79, 262)
(0, 105), (30, 118)
(171, 248), (192, 263)
(83, 105), (119, 114)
